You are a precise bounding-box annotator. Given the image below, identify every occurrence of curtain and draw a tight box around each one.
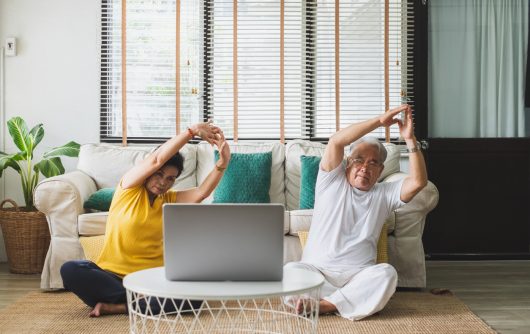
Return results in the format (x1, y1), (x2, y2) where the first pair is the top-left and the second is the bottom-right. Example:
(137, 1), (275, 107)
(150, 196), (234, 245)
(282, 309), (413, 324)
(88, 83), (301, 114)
(428, 0), (528, 137)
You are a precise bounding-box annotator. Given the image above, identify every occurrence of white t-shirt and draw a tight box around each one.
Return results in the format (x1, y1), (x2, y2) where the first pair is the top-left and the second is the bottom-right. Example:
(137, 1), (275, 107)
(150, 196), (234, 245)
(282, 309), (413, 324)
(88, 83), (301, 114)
(301, 163), (405, 272)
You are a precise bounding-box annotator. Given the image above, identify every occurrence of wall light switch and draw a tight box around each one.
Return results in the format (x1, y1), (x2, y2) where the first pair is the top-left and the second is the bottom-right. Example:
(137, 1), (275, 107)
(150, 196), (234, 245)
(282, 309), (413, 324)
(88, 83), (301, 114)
(5, 37), (16, 56)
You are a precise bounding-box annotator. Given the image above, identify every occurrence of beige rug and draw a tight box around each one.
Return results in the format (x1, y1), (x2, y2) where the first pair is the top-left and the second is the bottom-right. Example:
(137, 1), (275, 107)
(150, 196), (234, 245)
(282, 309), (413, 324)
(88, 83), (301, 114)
(0, 290), (496, 334)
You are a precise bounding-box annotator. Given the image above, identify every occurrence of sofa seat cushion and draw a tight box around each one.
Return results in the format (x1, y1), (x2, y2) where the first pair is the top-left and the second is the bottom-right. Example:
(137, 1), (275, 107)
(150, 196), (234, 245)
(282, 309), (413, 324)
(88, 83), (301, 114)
(289, 209), (395, 236)
(78, 212), (108, 236)
(288, 209), (313, 235)
(197, 141), (285, 204)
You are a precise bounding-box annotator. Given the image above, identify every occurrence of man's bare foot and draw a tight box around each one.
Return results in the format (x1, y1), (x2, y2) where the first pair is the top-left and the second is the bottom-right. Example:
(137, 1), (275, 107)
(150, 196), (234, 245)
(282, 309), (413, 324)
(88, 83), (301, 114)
(318, 299), (337, 315)
(294, 299), (337, 315)
(89, 302), (127, 317)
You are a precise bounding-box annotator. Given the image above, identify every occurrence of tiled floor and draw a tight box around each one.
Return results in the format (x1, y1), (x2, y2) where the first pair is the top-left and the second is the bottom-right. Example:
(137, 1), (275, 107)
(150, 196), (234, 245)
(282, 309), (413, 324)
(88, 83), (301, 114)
(1, 261), (530, 333)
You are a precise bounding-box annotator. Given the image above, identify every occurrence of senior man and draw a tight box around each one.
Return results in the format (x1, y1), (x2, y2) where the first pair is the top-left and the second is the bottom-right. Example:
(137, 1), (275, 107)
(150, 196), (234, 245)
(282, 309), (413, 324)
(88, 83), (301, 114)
(286, 105), (427, 320)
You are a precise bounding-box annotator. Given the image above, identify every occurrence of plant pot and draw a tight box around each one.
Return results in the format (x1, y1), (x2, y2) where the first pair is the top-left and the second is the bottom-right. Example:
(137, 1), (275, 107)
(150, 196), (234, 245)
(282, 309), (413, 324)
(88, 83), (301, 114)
(0, 199), (50, 274)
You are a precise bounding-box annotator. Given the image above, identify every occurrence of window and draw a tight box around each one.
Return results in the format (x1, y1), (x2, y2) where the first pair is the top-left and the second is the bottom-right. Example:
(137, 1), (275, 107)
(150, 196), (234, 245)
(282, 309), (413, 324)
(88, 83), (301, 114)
(101, 0), (202, 141)
(101, 0), (415, 143)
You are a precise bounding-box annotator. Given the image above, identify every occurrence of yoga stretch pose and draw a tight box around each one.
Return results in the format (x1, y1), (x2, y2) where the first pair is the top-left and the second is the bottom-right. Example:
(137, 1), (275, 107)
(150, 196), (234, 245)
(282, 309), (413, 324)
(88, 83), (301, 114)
(61, 121), (231, 317)
(286, 105), (427, 320)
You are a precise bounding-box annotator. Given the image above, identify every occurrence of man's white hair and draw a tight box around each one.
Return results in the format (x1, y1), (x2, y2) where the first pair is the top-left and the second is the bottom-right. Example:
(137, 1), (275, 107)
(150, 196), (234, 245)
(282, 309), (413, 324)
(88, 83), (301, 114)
(348, 136), (387, 163)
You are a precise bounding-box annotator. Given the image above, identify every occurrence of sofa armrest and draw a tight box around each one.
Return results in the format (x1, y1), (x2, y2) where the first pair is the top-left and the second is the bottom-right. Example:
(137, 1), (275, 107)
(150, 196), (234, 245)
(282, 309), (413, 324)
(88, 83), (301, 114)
(382, 172), (439, 287)
(35, 170), (97, 289)
(382, 172), (439, 215)
(34, 170), (97, 238)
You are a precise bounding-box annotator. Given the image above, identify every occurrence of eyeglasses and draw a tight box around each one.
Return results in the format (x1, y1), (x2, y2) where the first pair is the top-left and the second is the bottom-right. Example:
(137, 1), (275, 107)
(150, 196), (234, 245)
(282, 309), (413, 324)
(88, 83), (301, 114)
(348, 158), (382, 170)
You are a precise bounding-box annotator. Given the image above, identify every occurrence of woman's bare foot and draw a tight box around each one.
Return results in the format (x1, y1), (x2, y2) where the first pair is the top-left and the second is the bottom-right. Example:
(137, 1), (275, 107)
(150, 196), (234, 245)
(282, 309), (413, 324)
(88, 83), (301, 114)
(295, 299), (308, 314)
(89, 302), (127, 317)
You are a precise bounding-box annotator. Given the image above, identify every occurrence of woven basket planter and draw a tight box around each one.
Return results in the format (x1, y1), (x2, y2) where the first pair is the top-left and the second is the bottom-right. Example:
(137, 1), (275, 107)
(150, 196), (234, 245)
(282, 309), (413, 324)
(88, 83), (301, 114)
(0, 199), (50, 274)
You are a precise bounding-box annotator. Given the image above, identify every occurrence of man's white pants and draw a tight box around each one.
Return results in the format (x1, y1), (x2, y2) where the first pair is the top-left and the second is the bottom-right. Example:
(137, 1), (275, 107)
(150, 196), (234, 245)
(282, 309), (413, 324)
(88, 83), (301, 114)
(284, 261), (397, 321)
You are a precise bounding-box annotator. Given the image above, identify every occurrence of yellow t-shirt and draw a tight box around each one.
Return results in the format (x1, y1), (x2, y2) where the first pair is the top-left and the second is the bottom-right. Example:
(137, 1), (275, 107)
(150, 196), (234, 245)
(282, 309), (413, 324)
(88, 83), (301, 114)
(95, 181), (177, 276)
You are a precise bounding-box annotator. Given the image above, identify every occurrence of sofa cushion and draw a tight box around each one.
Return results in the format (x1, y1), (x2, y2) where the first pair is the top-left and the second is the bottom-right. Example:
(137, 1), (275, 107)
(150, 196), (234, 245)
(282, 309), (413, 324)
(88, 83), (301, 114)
(289, 208), (395, 236)
(84, 188), (115, 211)
(297, 223), (389, 264)
(197, 141), (285, 204)
(79, 235), (105, 262)
(78, 212), (108, 236)
(173, 144), (199, 191)
(285, 140), (401, 210)
(364, 142), (401, 181)
(213, 151), (272, 203)
(299, 155), (321, 209)
(77, 144), (152, 189)
(76, 143), (197, 191)
(285, 140), (327, 210)
(283, 211), (290, 235)
(288, 209), (313, 235)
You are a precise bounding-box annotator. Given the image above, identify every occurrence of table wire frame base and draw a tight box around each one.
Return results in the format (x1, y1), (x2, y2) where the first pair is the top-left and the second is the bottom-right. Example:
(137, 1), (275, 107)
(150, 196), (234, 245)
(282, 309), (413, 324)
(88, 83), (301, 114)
(126, 289), (321, 334)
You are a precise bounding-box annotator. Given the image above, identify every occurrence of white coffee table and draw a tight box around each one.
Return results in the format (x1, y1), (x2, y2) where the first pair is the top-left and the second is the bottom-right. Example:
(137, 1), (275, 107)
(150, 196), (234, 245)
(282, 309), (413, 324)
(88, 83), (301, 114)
(123, 267), (324, 334)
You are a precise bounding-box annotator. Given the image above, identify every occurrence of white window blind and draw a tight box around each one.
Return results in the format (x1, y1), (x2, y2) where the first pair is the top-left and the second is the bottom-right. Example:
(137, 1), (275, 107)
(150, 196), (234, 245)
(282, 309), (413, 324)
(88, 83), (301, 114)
(101, 0), (202, 140)
(101, 0), (414, 142)
(203, 0), (305, 140)
(313, 0), (413, 138)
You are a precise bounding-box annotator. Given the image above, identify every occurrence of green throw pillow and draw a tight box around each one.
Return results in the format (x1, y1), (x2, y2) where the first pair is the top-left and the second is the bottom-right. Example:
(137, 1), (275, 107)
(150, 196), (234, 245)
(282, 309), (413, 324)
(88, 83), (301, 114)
(84, 188), (115, 211)
(299, 155), (321, 209)
(213, 151), (272, 203)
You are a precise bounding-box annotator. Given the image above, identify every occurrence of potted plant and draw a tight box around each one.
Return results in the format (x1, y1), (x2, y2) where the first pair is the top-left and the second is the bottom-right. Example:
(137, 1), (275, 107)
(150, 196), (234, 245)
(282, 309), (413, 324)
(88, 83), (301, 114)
(0, 116), (80, 273)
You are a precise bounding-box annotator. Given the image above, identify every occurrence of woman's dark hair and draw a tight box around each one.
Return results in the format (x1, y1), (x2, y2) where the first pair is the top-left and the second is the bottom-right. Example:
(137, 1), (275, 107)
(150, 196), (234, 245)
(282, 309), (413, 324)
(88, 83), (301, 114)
(154, 145), (185, 177)
(163, 152), (185, 177)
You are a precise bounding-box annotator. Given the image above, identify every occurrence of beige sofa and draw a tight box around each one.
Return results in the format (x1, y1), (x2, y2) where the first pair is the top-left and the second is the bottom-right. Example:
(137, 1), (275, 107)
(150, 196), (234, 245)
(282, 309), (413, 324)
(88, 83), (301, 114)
(34, 140), (438, 290)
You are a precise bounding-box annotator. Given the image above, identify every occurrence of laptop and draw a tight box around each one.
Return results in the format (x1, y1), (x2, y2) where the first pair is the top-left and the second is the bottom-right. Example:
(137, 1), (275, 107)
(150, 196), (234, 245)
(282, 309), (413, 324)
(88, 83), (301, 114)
(163, 203), (284, 281)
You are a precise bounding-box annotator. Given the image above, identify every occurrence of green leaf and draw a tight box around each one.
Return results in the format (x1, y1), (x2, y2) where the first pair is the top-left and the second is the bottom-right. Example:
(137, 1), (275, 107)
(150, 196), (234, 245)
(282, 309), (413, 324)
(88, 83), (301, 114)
(0, 152), (22, 177)
(29, 124), (45, 150)
(34, 157), (65, 178)
(7, 117), (31, 154)
(3, 117), (77, 208)
(43, 141), (80, 158)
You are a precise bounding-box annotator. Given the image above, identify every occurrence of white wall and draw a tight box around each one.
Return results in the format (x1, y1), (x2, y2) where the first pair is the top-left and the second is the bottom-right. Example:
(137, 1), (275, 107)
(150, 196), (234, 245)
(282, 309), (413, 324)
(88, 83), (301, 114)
(0, 0), (100, 261)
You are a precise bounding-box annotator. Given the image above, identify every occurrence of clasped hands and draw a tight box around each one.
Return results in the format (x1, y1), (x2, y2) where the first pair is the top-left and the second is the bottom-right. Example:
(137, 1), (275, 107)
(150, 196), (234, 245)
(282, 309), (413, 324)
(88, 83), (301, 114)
(379, 104), (415, 140)
(189, 121), (231, 169)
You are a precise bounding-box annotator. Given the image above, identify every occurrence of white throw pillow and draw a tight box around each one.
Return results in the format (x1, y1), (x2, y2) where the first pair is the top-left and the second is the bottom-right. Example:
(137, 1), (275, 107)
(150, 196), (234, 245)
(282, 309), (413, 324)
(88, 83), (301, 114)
(285, 140), (327, 210)
(77, 143), (197, 190)
(366, 142), (401, 181)
(77, 144), (152, 189)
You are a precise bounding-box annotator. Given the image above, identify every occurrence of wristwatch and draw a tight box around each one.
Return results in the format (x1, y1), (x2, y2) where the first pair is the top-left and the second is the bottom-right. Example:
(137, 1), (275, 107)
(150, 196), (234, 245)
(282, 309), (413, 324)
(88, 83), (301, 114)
(407, 146), (420, 153)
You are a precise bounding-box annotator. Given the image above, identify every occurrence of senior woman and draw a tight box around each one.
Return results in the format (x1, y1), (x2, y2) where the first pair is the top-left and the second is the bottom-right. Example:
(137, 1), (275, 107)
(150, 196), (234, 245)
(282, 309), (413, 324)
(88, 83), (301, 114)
(60, 121), (231, 317)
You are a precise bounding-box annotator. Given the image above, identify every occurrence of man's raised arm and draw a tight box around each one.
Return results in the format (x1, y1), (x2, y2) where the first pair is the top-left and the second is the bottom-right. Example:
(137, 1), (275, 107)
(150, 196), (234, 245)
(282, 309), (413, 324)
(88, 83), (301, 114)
(398, 107), (428, 202)
(321, 105), (410, 172)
